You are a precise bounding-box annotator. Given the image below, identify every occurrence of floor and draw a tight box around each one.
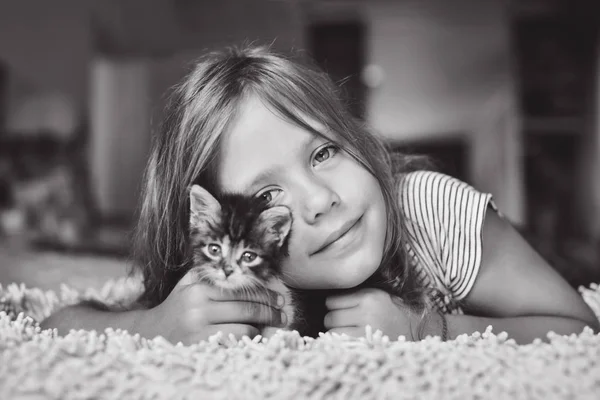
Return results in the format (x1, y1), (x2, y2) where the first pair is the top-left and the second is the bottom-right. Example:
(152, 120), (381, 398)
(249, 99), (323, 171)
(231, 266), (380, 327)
(0, 240), (131, 293)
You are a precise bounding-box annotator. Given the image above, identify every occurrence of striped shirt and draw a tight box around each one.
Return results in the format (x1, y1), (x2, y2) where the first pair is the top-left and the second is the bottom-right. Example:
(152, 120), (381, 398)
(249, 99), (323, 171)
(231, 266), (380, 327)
(399, 171), (497, 314)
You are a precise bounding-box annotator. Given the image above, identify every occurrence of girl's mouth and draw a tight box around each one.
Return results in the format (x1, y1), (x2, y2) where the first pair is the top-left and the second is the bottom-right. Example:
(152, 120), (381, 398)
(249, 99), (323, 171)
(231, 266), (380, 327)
(312, 216), (363, 256)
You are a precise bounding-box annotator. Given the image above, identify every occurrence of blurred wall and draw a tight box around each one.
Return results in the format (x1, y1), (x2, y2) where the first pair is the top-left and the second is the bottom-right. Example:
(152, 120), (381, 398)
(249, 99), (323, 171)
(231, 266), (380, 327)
(0, 0), (91, 122)
(360, 0), (523, 223)
(365, 0), (512, 141)
(93, 0), (305, 57)
(90, 58), (151, 218)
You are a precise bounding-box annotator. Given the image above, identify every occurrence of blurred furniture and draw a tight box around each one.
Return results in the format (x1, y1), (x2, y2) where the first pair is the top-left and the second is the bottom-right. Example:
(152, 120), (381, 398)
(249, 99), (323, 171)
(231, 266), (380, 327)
(392, 136), (469, 184)
(510, 2), (600, 286)
(0, 133), (130, 258)
(514, 11), (596, 237)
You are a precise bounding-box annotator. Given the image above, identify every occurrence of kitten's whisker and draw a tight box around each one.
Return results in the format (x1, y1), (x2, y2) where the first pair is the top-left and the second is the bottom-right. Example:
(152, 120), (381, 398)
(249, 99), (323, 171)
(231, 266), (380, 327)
(254, 283), (272, 303)
(253, 284), (267, 301)
(240, 284), (259, 301)
(239, 277), (278, 307)
(280, 271), (301, 287)
(189, 267), (209, 283)
(240, 285), (251, 301)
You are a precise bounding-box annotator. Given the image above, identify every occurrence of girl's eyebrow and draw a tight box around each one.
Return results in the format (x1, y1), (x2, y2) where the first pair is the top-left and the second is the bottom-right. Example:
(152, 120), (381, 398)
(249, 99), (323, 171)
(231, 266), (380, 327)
(244, 134), (321, 191)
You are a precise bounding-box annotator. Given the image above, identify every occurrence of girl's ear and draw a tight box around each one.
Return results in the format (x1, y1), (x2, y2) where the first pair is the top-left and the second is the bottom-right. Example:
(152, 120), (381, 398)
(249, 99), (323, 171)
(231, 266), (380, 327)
(189, 185), (221, 225)
(255, 206), (293, 248)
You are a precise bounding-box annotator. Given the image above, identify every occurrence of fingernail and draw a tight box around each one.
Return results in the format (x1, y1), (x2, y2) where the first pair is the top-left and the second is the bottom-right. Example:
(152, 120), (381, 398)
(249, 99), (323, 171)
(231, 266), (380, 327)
(280, 311), (287, 326)
(276, 294), (285, 308)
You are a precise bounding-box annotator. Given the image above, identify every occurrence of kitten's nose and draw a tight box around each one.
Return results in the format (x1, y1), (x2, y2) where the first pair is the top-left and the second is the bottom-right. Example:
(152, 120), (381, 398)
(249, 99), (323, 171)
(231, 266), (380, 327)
(223, 266), (234, 277)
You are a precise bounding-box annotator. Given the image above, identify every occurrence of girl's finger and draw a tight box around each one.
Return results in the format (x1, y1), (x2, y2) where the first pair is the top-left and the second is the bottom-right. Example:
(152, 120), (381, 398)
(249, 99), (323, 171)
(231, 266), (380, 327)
(207, 286), (284, 309)
(325, 292), (361, 310)
(324, 308), (360, 329)
(174, 268), (284, 309)
(176, 267), (202, 287)
(205, 300), (286, 327)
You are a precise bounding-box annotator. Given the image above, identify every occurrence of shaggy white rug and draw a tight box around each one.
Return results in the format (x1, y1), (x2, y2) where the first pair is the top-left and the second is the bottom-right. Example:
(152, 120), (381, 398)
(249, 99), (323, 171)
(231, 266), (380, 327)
(1, 278), (600, 400)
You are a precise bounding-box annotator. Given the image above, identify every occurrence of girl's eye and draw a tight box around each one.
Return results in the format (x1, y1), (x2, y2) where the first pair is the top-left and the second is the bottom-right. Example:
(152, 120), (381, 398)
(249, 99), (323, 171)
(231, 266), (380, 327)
(312, 144), (339, 166)
(207, 244), (221, 256)
(258, 188), (283, 205)
(241, 251), (257, 264)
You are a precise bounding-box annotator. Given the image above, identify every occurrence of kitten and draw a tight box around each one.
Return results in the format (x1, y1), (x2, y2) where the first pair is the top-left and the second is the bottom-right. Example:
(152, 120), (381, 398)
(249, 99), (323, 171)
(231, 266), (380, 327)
(187, 184), (312, 336)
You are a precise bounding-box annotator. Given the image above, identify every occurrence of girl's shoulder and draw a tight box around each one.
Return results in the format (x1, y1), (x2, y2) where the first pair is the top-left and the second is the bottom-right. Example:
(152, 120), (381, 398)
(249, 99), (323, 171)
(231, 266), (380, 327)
(396, 170), (498, 308)
(396, 170), (497, 217)
(398, 169), (482, 195)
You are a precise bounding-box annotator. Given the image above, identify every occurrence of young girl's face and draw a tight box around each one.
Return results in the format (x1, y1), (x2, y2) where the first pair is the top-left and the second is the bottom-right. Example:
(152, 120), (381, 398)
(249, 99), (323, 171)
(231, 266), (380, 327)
(217, 96), (387, 290)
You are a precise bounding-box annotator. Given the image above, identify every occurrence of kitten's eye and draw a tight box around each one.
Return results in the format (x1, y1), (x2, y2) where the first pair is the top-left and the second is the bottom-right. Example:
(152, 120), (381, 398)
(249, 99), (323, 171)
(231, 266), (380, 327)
(312, 144), (339, 166)
(241, 251), (257, 264)
(257, 188), (283, 205)
(207, 244), (221, 256)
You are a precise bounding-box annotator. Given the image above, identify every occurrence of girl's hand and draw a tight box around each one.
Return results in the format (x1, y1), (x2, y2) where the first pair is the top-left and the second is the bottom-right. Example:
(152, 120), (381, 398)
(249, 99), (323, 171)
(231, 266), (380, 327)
(135, 269), (286, 345)
(324, 288), (420, 340)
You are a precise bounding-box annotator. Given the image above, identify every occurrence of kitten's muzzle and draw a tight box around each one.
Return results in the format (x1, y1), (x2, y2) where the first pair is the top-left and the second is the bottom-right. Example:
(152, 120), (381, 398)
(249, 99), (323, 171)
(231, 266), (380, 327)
(223, 265), (235, 277)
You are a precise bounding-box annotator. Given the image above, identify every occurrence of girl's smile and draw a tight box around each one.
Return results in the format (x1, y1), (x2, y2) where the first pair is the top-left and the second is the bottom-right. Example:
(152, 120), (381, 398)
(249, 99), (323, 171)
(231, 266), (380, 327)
(311, 215), (363, 256)
(217, 96), (388, 290)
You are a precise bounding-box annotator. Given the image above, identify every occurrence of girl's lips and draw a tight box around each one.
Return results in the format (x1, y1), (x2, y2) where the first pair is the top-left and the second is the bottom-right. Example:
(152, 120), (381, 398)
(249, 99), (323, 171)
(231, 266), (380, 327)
(312, 216), (362, 255)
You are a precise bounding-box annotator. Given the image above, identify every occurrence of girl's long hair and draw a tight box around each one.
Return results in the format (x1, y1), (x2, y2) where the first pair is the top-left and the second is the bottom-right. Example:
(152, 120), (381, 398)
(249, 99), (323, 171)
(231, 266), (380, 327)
(132, 45), (441, 334)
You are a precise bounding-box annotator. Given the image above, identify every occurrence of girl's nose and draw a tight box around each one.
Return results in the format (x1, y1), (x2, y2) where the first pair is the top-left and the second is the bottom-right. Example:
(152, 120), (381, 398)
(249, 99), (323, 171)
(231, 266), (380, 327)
(300, 179), (340, 224)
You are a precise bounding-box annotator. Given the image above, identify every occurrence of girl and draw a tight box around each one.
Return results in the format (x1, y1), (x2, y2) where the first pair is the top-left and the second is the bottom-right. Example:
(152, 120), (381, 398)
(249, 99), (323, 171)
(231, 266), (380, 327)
(41, 45), (599, 345)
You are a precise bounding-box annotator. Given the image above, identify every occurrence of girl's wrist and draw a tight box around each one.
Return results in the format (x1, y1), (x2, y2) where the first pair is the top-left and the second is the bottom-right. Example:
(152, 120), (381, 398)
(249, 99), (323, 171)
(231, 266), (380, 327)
(40, 303), (146, 336)
(437, 310), (448, 341)
(415, 308), (447, 341)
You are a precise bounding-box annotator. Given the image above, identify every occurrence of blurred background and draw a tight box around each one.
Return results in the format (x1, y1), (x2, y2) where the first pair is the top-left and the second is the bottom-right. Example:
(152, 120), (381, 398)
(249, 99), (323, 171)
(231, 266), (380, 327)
(0, 0), (599, 292)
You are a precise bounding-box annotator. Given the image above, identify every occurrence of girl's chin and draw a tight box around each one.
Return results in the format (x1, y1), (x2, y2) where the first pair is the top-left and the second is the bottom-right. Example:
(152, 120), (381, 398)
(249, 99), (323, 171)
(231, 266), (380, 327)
(283, 273), (367, 291)
(343, 254), (382, 284)
(331, 274), (372, 289)
(325, 261), (381, 290)
(283, 254), (382, 290)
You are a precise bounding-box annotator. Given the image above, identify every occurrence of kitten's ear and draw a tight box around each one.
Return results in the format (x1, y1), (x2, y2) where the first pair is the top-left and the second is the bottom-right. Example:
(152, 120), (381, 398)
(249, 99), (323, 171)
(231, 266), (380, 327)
(189, 185), (221, 223)
(255, 206), (293, 248)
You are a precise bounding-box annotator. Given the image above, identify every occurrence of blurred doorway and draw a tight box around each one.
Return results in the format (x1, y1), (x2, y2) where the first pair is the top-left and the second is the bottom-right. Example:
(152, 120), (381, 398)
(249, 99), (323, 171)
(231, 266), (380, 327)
(514, 13), (597, 240)
(308, 20), (366, 119)
(0, 62), (6, 130)
(392, 136), (470, 184)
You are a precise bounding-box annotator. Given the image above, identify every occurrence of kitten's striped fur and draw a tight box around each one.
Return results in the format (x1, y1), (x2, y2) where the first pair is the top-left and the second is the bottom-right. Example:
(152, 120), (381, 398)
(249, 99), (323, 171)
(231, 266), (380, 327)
(187, 185), (302, 336)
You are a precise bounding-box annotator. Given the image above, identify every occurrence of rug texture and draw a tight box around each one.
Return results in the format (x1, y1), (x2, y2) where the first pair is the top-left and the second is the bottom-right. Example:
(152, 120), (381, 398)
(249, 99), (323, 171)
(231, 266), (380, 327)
(1, 278), (600, 400)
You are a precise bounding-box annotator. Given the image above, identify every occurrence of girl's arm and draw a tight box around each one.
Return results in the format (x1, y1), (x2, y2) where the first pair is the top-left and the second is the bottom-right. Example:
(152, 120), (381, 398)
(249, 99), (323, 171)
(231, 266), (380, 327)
(39, 303), (146, 336)
(454, 208), (600, 344)
(446, 315), (591, 344)
(40, 276), (287, 345)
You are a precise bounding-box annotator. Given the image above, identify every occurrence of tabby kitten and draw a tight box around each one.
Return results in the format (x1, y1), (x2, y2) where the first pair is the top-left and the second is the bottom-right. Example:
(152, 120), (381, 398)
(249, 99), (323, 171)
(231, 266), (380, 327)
(187, 184), (310, 336)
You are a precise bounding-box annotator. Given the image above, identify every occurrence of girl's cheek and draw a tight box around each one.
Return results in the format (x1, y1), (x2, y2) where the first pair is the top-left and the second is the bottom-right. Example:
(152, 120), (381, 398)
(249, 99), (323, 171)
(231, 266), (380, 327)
(287, 239), (303, 266)
(281, 241), (306, 274)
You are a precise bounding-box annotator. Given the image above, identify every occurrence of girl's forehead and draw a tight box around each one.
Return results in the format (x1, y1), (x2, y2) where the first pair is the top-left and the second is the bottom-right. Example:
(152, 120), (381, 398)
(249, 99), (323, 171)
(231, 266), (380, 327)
(216, 97), (326, 194)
